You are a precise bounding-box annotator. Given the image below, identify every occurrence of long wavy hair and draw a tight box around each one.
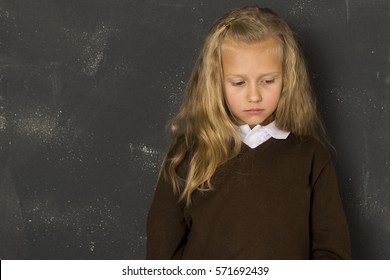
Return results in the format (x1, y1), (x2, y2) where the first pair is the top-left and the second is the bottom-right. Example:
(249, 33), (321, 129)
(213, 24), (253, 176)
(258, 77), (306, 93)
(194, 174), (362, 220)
(161, 6), (325, 206)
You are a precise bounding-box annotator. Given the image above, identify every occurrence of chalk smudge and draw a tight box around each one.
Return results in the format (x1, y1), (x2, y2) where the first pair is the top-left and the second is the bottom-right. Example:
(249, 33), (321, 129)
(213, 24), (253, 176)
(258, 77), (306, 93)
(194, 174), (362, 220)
(361, 130), (370, 208)
(345, 0), (351, 21)
(0, 95), (6, 131)
(0, 6), (17, 27)
(64, 23), (118, 77)
(327, 87), (390, 218)
(15, 106), (59, 143)
(81, 23), (116, 76)
(289, 0), (316, 16)
(24, 195), (136, 255)
(161, 68), (187, 116)
(129, 142), (162, 173)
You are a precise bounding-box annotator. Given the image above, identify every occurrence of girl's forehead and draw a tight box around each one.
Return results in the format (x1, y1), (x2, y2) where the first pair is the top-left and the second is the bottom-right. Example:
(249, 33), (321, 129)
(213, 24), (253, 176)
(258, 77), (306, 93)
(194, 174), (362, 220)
(221, 36), (283, 75)
(221, 36), (282, 56)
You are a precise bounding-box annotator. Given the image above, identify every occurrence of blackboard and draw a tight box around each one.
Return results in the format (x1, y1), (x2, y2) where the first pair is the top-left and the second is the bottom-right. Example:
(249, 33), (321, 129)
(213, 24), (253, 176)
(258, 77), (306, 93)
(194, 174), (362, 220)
(0, 0), (389, 259)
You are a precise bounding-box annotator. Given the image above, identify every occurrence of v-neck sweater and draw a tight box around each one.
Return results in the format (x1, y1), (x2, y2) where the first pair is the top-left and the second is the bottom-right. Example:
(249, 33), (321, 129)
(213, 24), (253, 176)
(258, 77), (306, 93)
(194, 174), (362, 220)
(147, 135), (351, 259)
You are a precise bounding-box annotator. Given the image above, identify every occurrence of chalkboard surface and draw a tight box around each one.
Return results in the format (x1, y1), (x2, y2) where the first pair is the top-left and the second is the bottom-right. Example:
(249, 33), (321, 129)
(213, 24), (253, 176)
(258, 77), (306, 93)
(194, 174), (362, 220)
(0, 0), (389, 259)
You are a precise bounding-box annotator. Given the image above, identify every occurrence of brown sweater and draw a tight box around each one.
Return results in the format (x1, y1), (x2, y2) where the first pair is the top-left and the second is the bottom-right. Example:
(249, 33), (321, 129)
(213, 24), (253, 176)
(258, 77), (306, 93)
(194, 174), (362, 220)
(147, 135), (351, 259)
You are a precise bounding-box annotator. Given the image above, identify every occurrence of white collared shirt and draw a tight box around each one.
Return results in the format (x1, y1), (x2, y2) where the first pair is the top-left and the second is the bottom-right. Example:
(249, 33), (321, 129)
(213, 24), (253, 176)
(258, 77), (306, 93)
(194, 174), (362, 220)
(238, 121), (290, 149)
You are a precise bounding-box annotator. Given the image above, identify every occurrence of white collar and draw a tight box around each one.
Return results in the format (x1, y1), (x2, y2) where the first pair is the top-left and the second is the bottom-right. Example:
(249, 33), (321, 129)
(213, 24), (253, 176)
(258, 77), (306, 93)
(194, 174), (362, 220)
(238, 121), (290, 149)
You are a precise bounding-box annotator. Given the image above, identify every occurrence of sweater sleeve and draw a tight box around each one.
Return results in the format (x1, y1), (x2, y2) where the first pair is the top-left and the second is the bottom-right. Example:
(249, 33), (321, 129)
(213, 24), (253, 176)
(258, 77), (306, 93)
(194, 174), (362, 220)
(310, 154), (351, 259)
(146, 164), (187, 259)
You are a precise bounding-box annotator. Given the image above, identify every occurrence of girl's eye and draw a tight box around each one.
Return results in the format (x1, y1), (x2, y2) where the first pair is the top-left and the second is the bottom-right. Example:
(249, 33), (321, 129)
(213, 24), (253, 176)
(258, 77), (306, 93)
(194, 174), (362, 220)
(232, 81), (245, 86)
(262, 79), (275, 84)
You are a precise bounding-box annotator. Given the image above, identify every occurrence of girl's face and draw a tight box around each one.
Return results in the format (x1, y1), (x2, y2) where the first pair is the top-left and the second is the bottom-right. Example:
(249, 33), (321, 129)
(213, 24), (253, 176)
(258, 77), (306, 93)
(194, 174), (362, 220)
(222, 36), (283, 128)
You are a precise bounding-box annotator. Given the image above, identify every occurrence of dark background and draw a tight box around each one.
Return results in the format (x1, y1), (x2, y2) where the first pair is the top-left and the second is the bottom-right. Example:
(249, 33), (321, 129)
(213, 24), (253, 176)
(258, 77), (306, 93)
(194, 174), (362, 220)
(0, 0), (389, 259)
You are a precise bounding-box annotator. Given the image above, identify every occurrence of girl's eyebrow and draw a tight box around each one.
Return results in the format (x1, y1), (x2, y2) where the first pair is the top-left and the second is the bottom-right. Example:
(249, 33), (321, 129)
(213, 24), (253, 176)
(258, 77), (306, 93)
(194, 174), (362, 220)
(224, 72), (281, 78)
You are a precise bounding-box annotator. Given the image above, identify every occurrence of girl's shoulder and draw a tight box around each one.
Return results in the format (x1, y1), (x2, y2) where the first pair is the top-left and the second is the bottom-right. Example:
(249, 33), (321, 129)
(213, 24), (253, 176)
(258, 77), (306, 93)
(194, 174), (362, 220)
(164, 135), (193, 174)
(166, 134), (190, 158)
(286, 134), (333, 163)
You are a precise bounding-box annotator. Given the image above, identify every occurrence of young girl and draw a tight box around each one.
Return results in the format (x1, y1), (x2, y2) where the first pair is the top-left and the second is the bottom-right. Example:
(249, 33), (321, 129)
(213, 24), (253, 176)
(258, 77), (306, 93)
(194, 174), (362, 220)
(147, 6), (351, 259)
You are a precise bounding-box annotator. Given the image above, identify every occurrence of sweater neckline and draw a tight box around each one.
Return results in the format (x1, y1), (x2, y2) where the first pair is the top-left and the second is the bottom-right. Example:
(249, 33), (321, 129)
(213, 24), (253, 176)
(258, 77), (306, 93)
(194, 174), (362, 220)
(238, 121), (290, 149)
(240, 137), (278, 154)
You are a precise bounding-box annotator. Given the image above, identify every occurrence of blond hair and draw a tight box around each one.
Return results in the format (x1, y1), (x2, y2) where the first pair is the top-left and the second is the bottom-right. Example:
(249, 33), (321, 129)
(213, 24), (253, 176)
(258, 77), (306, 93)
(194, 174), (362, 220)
(162, 6), (325, 206)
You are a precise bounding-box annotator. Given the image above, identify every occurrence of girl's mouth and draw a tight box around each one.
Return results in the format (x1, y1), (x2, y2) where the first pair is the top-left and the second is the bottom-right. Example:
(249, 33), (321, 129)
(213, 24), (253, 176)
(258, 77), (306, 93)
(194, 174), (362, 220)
(244, 109), (265, 114)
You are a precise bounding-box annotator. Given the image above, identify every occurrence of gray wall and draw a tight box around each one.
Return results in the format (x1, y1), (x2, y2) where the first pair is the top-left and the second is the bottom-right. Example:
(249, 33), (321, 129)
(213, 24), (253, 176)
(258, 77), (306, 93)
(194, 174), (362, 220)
(0, 0), (389, 259)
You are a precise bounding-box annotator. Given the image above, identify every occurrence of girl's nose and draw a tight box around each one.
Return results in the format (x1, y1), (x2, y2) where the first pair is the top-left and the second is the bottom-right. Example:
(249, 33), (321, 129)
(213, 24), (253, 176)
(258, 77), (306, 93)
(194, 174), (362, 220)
(248, 85), (262, 103)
